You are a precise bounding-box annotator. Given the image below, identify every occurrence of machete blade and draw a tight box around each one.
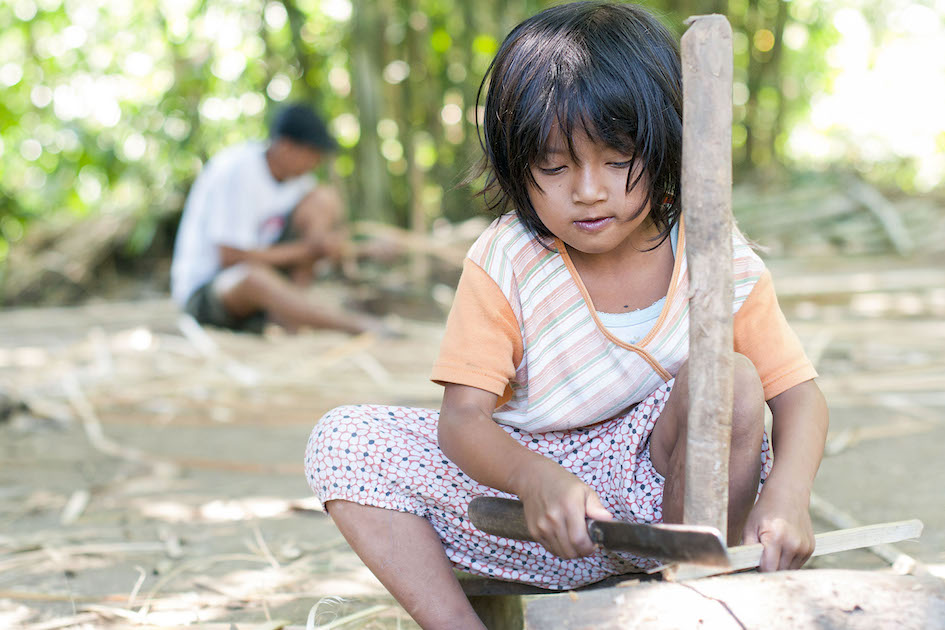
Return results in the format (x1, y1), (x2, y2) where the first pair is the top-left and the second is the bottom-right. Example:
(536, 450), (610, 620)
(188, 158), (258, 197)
(587, 518), (729, 567)
(468, 496), (730, 567)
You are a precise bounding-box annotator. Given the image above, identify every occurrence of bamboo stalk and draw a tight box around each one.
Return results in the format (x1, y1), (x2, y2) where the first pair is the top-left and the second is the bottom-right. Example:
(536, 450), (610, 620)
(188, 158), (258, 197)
(681, 14), (735, 535)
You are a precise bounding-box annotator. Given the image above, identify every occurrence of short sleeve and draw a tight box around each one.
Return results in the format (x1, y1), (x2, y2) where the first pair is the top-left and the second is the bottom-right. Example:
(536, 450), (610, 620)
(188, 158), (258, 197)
(202, 170), (259, 250)
(430, 258), (523, 406)
(734, 270), (818, 400)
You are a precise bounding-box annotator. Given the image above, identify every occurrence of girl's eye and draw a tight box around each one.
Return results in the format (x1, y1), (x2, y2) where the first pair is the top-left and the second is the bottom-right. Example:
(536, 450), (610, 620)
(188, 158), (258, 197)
(610, 161), (634, 169)
(538, 166), (566, 175)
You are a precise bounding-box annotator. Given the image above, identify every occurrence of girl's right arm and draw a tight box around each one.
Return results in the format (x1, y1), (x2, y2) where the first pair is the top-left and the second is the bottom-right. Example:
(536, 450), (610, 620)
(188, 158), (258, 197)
(438, 383), (612, 559)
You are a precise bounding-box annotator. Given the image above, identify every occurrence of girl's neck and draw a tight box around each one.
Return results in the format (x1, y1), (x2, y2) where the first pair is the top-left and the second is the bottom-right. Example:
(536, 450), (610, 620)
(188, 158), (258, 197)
(564, 220), (675, 313)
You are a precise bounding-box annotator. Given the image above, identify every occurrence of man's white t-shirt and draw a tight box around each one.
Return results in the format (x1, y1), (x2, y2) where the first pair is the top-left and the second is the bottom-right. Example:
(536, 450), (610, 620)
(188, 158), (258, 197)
(170, 141), (316, 306)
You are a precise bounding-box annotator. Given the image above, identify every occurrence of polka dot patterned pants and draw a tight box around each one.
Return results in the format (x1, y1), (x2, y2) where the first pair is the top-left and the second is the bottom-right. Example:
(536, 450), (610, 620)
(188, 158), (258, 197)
(304, 380), (772, 590)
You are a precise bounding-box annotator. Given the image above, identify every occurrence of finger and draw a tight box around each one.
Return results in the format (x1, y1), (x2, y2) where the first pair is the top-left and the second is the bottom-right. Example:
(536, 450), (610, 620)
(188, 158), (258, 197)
(566, 509), (594, 557)
(546, 514), (578, 559)
(553, 533), (577, 560)
(787, 538), (814, 570)
(797, 541), (815, 569)
(529, 514), (559, 556)
(556, 531), (583, 558)
(778, 544), (795, 571)
(759, 535), (781, 572)
(534, 529), (566, 559)
(584, 492), (613, 522)
(781, 544), (806, 571)
(537, 536), (559, 558)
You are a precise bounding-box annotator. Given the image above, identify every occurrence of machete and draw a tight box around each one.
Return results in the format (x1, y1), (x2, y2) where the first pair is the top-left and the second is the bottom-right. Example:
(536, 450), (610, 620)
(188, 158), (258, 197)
(468, 496), (730, 567)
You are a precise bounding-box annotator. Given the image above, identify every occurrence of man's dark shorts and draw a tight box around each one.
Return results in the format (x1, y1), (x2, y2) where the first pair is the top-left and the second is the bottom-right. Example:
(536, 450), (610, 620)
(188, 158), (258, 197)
(183, 281), (267, 333)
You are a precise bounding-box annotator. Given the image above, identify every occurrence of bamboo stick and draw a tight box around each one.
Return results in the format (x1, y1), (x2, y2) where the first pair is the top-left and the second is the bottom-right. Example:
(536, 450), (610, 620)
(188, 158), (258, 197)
(809, 492), (925, 573)
(664, 518), (923, 580)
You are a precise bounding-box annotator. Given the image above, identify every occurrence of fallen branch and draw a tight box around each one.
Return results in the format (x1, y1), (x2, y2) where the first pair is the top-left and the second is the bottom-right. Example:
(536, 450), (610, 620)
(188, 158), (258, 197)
(306, 601), (392, 630)
(62, 372), (175, 472)
(59, 489), (90, 525)
(0, 542), (168, 573)
(136, 553), (273, 619)
(21, 612), (101, 630)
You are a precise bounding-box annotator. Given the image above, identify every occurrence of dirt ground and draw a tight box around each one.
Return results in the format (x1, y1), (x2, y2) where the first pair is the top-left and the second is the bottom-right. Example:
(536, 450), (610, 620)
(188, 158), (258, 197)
(1, 254), (944, 629)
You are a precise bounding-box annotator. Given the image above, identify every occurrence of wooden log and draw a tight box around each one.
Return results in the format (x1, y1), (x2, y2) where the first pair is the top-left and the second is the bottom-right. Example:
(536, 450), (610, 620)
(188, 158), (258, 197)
(680, 14), (735, 535)
(458, 571), (657, 630)
(457, 571), (652, 598)
(844, 175), (915, 256)
(467, 595), (525, 630)
(523, 569), (945, 629)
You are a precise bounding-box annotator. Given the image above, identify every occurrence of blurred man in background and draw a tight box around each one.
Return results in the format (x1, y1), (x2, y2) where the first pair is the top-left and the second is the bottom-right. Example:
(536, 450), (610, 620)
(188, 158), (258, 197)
(171, 103), (384, 335)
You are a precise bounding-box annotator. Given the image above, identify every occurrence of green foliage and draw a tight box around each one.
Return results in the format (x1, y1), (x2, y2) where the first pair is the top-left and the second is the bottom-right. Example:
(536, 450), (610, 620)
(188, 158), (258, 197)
(0, 0), (863, 265)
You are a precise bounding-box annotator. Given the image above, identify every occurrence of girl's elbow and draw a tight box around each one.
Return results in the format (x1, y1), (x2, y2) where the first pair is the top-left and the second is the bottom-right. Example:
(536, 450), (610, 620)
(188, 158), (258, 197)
(437, 402), (486, 462)
(437, 409), (461, 460)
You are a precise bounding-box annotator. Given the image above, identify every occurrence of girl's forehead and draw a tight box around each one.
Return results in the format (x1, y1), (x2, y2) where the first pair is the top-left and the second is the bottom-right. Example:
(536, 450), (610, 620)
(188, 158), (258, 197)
(539, 123), (633, 156)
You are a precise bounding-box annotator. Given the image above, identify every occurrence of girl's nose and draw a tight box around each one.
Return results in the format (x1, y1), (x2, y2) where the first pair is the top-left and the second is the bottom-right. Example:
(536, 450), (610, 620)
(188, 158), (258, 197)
(572, 165), (608, 205)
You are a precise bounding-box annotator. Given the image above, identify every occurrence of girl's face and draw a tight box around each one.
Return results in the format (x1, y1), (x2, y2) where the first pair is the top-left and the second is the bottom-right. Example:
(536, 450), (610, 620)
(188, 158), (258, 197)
(527, 129), (655, 260)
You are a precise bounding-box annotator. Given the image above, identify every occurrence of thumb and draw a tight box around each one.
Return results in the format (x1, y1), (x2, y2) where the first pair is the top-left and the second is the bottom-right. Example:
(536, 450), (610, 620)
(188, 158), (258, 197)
(584, 492), (613, 521)
(758, 532), (781, 572)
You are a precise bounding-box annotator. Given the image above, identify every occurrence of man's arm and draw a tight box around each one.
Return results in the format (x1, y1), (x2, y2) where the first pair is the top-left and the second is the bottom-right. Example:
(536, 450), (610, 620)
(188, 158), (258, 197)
(219, 185), (348, 274)
(218, 241), (317, 270)
(742, 378), (828, 571)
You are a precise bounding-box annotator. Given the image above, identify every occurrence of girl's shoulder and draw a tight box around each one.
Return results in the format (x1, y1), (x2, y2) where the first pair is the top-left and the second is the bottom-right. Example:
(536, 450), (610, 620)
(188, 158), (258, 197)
(728, 225), (768, 304)
(677, 219), (765, 277)
(467, 213), (553, 273)
(730, 225), (766, 276)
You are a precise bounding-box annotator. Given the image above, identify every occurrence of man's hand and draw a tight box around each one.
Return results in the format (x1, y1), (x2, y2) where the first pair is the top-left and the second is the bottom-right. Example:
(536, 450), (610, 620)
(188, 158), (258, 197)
(741, 481), (814, 571)
(219, 244), (249, 268)
(512, 457), (612, 559)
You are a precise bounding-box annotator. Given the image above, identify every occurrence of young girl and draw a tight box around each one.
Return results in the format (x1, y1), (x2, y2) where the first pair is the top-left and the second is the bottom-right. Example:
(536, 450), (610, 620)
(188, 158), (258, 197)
(305, 2), (828, 628)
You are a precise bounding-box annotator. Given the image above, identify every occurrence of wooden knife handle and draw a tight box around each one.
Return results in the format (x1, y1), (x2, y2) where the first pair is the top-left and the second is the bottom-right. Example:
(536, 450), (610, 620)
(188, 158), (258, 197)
(468, 496), (537, 541)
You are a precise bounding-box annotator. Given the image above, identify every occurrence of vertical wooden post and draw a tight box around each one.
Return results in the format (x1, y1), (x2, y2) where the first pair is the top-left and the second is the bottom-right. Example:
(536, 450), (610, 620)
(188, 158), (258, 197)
(681, 15), (735, 537)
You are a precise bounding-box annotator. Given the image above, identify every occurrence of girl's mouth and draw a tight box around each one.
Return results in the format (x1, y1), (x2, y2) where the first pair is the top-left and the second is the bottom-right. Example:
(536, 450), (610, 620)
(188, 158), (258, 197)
(574, 217), (613, 232)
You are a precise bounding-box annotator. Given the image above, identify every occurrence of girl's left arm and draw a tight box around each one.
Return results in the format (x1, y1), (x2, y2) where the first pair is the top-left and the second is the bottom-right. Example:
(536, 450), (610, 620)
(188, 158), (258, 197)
(743, 378), (828, 571)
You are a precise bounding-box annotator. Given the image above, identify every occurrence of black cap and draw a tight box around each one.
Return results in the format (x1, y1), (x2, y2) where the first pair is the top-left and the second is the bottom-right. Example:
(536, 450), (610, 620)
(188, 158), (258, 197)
(270, 103), (338, 152)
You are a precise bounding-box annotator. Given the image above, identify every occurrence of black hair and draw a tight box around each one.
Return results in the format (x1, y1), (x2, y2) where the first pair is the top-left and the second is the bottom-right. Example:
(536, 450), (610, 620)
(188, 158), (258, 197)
(270, 103), (338, 152)
(474, 1), (682, 244)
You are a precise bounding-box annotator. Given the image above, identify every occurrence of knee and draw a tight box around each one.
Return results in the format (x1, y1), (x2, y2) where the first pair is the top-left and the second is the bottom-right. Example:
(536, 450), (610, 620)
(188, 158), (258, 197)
(241, 263), (282, 289)
(731, 353), (764, 445)
(309, 185), (343, 211)
(216, 262), (281, 298)
(317, 404), (367, 432)
(670, 360), (689, 408)
(308, 406), (370, 467)
(230, 263), (295, 305)
(294, 186), (342, 225)
(661, 355), (763, 448)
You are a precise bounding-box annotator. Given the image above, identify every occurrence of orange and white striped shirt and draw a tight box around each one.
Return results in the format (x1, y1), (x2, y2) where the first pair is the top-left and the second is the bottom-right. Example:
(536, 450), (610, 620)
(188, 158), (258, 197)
(431, 213), (815, 432)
